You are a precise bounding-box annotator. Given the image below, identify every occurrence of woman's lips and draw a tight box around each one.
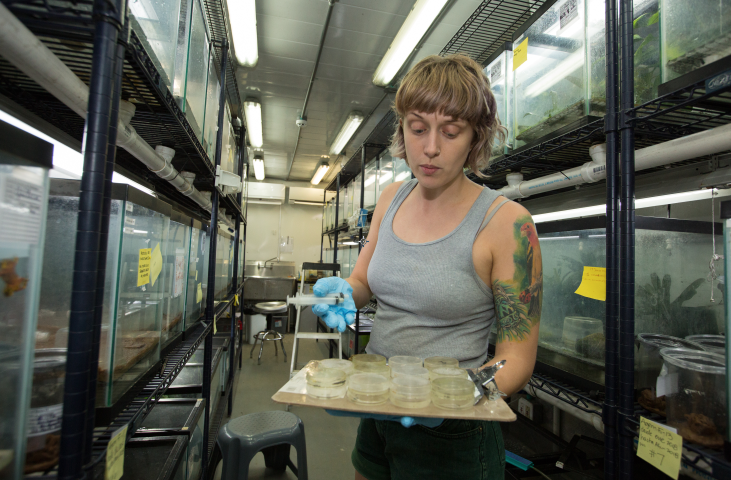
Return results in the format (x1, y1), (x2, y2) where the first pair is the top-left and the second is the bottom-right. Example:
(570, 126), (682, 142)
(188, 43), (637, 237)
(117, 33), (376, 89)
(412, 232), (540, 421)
(420, 165), (439, 175)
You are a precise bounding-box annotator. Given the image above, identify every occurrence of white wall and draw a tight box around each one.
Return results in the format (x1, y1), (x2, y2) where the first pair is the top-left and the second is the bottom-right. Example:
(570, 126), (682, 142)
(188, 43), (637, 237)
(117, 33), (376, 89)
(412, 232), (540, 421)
(245, 202), (324, 270)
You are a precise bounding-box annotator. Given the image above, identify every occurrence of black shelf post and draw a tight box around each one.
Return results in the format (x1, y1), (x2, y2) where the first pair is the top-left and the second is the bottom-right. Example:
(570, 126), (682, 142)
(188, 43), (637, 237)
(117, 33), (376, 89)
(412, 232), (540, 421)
(619, 0), (637, 475)
(603, 0), (620, 477)
(58, 0), (124, 478)
(202, 38), (229, 480)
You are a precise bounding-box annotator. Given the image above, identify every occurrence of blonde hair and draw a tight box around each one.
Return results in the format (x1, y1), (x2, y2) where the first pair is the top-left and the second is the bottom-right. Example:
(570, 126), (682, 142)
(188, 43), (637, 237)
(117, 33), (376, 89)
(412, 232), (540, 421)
(390, 54), (507, 177)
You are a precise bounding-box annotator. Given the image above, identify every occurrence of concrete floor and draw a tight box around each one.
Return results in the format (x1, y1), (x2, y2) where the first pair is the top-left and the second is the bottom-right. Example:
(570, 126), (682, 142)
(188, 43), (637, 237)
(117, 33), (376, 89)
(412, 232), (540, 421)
(213, 333), (360, 480)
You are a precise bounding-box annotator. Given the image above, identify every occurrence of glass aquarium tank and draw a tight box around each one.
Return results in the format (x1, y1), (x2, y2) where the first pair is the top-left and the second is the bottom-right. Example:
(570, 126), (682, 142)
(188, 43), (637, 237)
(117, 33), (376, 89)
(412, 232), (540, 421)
(185, 219), (208, 330)
(129, 0), (184, 92)
(338, 185), (347, 227)
(393, 157), (411, 183)
(537, 216), (723, 387)
(172, 0), (192, 104)
(0, 120), (51, 479)
(203, 53), (221, 162)
(484, 43), (513, 156)
(38, 180), (171, 407)
(363, 160), (377, 211)
(181, 0), (210, 141)
(163, 210), (191, 347)
(376, 152), (394, 203)
(661, 0), (731, 84)
(352, 173), (362, 216)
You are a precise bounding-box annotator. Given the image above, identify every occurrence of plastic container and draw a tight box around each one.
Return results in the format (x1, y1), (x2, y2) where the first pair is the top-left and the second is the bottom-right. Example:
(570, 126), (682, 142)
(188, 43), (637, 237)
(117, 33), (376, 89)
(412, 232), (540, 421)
(562, 316), (603, 351)
(319, 359), (355, 377)
(431, 377), (475, 410)
(429, 367), (469, 382)
(636, 334), (706, 394)
(388, 355), (422, 369)
(390, 375), (431, 409)
(659, 348), (727, 449)
(424, 356), (459, 371)
(306, 367), (347, 399)
(347, 373), (390, 405)
(390, 364), (429, 380)
(685, 335), (725, 356)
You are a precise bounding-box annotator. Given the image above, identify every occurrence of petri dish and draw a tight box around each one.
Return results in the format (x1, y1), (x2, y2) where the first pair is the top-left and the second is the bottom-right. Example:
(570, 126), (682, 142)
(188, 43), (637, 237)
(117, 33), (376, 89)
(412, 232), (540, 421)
(320, 358), (355, 376)
(347, 373), (390, 405)
(429, 367), (469, 381)
(431, 377), (475, 410)
(388, 356), (422, 369)
(391, 364), (429, 380)
(685, 335), (725, 356)
(424, 356), (459, 371)
(352, 354), (390, 377)
(306, 367), (347, 399)
(390, 375), (431, 409)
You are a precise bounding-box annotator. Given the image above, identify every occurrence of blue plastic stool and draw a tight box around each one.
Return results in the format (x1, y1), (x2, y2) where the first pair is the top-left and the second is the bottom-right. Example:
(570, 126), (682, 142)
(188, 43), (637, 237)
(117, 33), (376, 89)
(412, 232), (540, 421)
(217, 411), (308, 480)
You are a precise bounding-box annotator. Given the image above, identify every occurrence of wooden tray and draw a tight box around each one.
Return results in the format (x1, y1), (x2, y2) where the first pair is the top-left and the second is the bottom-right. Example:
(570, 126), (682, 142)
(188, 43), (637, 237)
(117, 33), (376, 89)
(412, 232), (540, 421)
(272, 366), (517, 422)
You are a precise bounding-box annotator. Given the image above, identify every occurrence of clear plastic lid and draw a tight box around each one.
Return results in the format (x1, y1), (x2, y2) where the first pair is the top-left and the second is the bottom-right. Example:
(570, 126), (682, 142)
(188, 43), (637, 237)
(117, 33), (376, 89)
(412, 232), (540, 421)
(685, 335), (725, 354)
(320, 359), (355, 375)
(348, 373), (390, 393)
(388, 356), (422, 368)
(429, 367), (468, 381)
(352, 354), (387, 370)
(637, 333), (706, 351)
(391, 364), (429, 379)
(306, 367), (347, 388)
(390, 375), (431, 396)
(424, 356), (459, 371)
(431, 377), (475, 395)
(659, 348), (725, 375)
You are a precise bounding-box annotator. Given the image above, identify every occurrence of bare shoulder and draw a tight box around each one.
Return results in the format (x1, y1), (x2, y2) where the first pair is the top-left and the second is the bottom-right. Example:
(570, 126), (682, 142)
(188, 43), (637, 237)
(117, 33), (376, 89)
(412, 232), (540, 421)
(487, 198), (533, 231)
(371, 181), (405, 221)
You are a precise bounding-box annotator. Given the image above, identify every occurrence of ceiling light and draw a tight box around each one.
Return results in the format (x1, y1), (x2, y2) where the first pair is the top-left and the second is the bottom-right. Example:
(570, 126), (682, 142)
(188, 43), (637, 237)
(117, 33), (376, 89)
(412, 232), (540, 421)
(252, 156), (265, 181)
(292, 200), (325, 206)
(244, 99), (263, 148)
(311, 162), (330, 185)
(330, 112), (363, 155)
(372, 0), (449, 87)
(226, 0), (258, 67)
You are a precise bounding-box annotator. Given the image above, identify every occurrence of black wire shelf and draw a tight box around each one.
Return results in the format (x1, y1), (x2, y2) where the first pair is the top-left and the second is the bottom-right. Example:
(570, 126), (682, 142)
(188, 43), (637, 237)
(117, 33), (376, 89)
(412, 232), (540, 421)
(526, 372), (604, 414)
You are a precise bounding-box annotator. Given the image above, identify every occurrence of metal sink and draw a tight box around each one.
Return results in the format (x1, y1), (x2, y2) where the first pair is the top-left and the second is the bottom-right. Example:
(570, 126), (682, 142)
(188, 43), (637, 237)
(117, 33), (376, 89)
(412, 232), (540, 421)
(244, 261), (296, 301)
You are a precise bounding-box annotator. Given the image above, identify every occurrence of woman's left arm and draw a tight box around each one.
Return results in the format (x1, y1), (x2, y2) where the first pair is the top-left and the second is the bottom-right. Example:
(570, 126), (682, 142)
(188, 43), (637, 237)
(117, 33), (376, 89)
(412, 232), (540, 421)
(479, 203), (542, 397)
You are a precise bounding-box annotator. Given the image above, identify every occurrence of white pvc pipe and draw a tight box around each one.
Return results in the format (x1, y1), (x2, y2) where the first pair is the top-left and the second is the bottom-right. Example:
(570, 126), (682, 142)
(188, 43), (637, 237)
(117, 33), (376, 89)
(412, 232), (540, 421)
(0, 2), (231, 222)
(527, 383), (605, 433)
(501, 122), (731, 199)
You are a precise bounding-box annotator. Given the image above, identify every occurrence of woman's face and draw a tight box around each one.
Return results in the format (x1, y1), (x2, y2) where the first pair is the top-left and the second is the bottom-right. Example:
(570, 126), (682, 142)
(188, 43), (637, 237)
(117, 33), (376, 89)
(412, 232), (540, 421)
(402, 110), (475, 190)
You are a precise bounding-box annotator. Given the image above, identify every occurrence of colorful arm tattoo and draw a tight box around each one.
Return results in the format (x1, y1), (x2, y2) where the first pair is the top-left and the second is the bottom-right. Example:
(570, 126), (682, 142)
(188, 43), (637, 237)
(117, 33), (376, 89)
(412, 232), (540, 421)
(493, 215), (542, 343)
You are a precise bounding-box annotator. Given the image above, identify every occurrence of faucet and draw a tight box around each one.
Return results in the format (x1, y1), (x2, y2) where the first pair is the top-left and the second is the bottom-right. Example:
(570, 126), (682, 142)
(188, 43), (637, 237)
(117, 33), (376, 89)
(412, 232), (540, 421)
(263, 256), (278, 268)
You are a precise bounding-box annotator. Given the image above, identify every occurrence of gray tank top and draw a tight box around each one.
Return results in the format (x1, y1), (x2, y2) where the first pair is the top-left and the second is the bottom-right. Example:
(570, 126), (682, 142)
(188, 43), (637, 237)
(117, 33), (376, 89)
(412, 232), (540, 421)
(366, 179), (509, 368)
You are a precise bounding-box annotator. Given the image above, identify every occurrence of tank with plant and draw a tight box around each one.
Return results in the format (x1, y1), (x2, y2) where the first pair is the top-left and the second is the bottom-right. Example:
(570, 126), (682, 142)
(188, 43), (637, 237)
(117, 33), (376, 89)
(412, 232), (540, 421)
(484, 44), (512, 156)
(537, 216), (723, 387)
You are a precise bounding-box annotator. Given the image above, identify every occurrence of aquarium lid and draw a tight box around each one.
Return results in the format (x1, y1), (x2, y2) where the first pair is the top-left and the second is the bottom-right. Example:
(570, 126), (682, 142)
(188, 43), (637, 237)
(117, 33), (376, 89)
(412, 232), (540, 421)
(171, 208), (193, 226)
(637, 333), (706, 351)
(49, 179), (173, 216)
(0, 119), (53, 169)
(659, 348), (725, 374)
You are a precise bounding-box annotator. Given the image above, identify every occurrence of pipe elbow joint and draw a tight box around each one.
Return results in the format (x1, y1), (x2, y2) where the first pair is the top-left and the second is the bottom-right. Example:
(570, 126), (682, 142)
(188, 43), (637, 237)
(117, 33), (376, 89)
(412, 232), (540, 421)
(580, 143), (608, 183)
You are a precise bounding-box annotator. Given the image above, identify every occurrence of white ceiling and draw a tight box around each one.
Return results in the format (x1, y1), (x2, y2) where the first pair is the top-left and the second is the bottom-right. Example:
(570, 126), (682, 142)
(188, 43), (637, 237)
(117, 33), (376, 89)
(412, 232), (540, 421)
(237, 0), (484, 185)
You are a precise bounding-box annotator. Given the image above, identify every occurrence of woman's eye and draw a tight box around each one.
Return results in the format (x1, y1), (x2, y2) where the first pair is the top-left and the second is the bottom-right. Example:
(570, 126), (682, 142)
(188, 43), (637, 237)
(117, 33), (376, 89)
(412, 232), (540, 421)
(443, 128), (459, 138)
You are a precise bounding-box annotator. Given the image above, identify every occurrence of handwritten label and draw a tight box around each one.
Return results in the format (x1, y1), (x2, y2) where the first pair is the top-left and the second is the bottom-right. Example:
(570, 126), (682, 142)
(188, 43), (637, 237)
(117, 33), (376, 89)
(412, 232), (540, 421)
(124, 217), (135, 225)
(137, 248), (151, 286)
(125, 202), (133, 213)
(105, 424), (128, 480)
(196, 283), (203, 303)
(637, 417), (682, 479)
(150, 243), (162, 287)
(560, 0), (578, 29)
(513, 38), (528, 70)
(574, 266), (606, 301)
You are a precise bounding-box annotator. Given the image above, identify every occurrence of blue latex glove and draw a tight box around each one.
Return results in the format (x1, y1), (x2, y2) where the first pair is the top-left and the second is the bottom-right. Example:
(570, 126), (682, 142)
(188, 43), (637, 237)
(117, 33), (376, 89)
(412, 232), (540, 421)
(311, 277), (357, 332)
(326, 409), (444, 428)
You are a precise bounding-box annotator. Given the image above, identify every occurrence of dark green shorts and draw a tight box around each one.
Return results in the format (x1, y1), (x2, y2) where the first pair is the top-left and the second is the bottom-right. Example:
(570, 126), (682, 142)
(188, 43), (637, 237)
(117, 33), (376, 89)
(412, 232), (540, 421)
(352, 418), (505, 480)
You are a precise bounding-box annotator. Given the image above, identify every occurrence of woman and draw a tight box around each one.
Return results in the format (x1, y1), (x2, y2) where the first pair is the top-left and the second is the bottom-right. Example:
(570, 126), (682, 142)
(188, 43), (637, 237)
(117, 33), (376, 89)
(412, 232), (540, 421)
(313, 54), (542, 480)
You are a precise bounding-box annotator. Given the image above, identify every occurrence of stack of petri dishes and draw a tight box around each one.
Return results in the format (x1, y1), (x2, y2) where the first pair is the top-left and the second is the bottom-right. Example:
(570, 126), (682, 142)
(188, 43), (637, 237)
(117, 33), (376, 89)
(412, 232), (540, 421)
(352, 354), (390, 378)
(429, 366), (469, 382)
(424, 356), (460, 372)
(391, 364), (430, 380)
(320, 358), (355, 377)
(347, 373), (390, 405)
(306, 367), (347, 399)
(390, 375), (431, 408)
(431, 377), (476, 410)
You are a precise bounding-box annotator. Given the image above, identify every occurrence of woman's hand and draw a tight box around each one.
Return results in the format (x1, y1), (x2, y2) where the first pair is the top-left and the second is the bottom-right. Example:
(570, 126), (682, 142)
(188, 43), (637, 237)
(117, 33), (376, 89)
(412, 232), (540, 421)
(311, 277), (357, 332)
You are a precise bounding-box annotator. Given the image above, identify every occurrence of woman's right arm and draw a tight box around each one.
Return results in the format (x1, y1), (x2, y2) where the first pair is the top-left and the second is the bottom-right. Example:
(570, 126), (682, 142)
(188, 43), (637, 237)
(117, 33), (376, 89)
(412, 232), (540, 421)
(346, 181), (403, 309)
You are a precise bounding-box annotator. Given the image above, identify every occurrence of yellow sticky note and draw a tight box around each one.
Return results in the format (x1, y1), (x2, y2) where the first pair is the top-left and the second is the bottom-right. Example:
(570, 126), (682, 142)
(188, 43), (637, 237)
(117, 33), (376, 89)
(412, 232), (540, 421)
(150, 243), (163, 287)
(574, 266), (606, 301)
(105, 424), (128, 480)
(513, 37), (529, 70)
(137, 248), (151, 287)
(196, 283), (203, 303)
(637, 417), (682, 479)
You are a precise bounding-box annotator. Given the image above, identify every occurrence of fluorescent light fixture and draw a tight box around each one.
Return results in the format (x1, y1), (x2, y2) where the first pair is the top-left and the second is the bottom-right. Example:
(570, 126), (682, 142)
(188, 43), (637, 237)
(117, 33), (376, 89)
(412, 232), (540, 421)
(311, 162), (330, 185)
(248, 199), (280, 205)
(244, 99), (263, 148)
(524, 50), (584, 97)
(252, 157), (265, 181)
(330, 112), (363, 155)
(378, 171), (393, 185)
(372, 0), (449, 86)
(226, 0), (258, 67)
(341, 241), (359, 246)
(292, 200), (325, 206)
(364, 175), (376, 187)
(395, 170), (411, 181)
(539, 236), (580, 241)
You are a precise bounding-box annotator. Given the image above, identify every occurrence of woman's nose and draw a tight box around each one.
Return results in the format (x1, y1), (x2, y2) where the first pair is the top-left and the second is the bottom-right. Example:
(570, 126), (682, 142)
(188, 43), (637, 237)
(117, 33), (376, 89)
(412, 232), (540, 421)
(423, 131), (440, 158)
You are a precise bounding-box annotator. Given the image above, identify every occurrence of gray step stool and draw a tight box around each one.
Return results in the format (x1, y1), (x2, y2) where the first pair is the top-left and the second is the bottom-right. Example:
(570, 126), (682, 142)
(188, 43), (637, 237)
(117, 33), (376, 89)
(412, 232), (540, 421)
(217, 411), (308, 480)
